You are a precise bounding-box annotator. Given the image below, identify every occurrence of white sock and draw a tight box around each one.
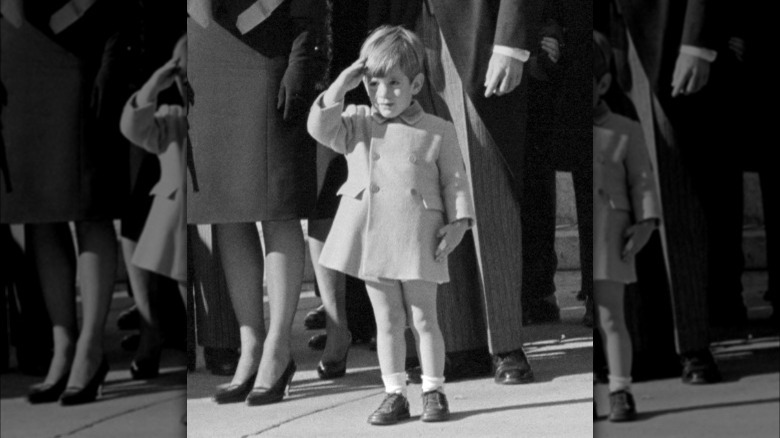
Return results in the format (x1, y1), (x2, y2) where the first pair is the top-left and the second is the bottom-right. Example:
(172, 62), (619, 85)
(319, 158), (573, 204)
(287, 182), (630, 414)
(382, 372), (408, 397)
(608, 375), (632, 393)
(421, 375), (445, 393)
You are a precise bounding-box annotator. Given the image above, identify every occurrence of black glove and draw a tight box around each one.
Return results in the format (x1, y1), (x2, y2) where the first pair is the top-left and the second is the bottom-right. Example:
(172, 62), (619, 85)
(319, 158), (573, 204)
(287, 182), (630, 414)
(276, 63), (310, 122)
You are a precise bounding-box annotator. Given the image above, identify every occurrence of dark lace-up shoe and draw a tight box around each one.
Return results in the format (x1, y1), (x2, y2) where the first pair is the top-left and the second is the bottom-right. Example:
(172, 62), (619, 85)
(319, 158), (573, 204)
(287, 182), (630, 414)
(368, 393), (410, 425)
(608, 390), (637, 422)
(421, 389), (450, 422)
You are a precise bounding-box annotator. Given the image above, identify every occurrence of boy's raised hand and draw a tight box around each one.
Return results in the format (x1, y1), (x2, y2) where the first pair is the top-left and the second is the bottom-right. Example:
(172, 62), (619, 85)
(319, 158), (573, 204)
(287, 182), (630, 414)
(138, 59), (181, 107)
(621, 219), (657, 262)
(324, 58), (366, 106)
(435, 219), (469, 263)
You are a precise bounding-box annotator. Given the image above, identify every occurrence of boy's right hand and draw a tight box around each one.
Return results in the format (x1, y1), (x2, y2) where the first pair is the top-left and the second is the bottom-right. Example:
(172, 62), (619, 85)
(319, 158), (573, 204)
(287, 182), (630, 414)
(323, 58), (366, 106)
(137, 59), (181, 107)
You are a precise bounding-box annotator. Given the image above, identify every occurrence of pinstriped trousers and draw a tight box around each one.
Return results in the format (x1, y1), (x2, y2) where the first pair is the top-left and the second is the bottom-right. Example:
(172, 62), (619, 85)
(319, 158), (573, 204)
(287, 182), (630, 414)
(625, 34), (710, 355)
(187, 225), (241, 349)
(415, 5), (525, 355)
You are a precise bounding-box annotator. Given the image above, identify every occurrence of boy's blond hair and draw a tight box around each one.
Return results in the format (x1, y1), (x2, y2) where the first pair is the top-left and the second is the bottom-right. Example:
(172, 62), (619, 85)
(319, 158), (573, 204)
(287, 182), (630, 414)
(359, 25), (425, 80)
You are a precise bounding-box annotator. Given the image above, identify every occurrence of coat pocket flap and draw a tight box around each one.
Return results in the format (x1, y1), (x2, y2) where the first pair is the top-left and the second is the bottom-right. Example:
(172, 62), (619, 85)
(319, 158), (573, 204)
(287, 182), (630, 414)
(336, 183), (365, 199)
(607, 193), (631, 211)
(421, 193), (444, 211)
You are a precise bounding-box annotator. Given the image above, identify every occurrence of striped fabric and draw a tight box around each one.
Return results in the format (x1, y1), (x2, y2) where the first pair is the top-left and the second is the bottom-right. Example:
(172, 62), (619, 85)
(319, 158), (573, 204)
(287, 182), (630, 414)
(626, 33), (710, 354)
(416, 4), (525, 355)
(188, 225), (240, 349)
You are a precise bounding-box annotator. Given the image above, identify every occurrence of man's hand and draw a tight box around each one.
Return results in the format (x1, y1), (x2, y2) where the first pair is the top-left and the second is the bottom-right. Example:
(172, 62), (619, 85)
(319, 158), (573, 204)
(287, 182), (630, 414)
(323, 58), (366, 106)
(728, 37), (746, 62)
(621, 219), (656, 262)
(484, 52), (524, 98)
(435, 219), (469, 262)
(541, 37), (560, 63)
(671, 52), (711, 97)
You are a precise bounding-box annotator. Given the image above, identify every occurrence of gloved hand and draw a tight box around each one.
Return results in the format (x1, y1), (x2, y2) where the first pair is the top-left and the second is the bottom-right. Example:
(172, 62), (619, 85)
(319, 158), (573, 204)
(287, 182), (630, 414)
(277, 63), (309, 122)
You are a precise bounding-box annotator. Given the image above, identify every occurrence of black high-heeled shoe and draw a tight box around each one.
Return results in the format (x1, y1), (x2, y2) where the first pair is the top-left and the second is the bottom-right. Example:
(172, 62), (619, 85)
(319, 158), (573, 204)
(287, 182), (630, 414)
(28, 372), (69, 404)
(212, 372), (257, 404)
(130, 356), (160, 380)
(60, 357), (110, 406)
(245, 360), (296, 406)
(317, 333), (351, 380)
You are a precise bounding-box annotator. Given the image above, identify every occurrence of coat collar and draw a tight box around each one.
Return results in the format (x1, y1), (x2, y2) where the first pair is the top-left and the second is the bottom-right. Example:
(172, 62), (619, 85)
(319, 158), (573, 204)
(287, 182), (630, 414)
(370, 100), (424, 125)
(593, 100), (610, 126)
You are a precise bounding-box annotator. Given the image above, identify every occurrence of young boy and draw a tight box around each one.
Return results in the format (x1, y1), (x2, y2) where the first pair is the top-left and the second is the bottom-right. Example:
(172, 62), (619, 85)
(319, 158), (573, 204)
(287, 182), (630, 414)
(592, 30), (661, 422)
(307, 25), (474, 425)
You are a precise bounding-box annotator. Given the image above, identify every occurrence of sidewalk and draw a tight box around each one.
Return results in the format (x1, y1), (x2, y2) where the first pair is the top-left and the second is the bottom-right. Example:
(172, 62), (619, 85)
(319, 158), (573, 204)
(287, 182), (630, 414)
(0, 291), (187, 438)
(595, 271), (780, 438)
(186, 271), (594, 438)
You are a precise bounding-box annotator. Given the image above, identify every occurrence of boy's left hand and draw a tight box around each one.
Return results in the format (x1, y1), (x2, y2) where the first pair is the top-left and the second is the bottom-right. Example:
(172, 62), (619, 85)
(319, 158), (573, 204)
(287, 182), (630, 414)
(435, 219), (469, 262)
(621, 219), (657, 262)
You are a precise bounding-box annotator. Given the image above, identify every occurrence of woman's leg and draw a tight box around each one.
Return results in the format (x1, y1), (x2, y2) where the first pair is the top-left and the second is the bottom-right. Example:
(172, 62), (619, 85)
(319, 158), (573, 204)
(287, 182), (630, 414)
(365, 279), (407, 393)
(307, 219), (350, 363)
(26, 223), (78, 385)
(594, 280), (632, 392)
(68, 220), (117, 388)
(401, 281), (445, 390)
(214, 223), (265, 385)
(121, 238), (162, 363)
(254, 219), (305, 387)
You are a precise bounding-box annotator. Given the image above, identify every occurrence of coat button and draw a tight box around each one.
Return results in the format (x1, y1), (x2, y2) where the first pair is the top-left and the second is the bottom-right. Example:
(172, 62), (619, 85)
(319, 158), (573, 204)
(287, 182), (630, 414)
(409, 154), (418, 164)
(410, 188), (418, 196)
(372, 153), (380, 161)
(370, 184), (380, 193)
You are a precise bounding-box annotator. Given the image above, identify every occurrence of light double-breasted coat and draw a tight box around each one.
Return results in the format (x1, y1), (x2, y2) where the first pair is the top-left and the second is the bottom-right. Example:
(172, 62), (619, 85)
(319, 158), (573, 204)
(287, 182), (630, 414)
(307, 93), (475, 284)
(593, 102), (661, 284)
(120, 92), (187, 283)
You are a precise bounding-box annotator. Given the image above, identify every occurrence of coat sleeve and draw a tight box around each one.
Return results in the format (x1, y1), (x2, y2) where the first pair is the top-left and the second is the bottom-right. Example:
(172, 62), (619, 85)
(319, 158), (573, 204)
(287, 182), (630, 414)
(681, 0), (719, 50)
(119, 93), (185, 156)
(625, 122), (661, 223)
(494, 0), (539, 51)
(306, 92), (360, 155)
(437, 122), (475, 225)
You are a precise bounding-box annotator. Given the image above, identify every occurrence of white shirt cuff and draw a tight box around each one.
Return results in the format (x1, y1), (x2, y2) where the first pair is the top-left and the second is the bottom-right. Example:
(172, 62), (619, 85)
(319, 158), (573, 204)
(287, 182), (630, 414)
(680, 45), (717, 63)
(493, 45), (530, 63)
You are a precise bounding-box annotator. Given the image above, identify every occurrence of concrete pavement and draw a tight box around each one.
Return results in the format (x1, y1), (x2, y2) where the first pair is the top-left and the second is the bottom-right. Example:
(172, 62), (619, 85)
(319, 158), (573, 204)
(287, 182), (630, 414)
(0, 292), (187, 438)
(186, 271), (594, 438)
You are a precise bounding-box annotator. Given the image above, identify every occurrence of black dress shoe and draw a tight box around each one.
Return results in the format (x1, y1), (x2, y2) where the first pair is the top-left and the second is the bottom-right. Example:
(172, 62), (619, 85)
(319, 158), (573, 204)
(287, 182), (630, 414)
(681, 351), (722, 384)
(205, 347), (239, 376)
(28, 373), (69, 404)
(304, 305), (326, 330)
(212, 372), (257, 404)
(368, 393), (410, 425)
(246, 360), (296, 406)
(421, 390), (450, 422)
(130, 356), (160, 380)
(117, 305), (140, 331)
(493, 349), (534, 384)
(608, 390), (637, 422)
(307, 333), (327, 351)
(120, 333), (140, 352)
(317, 334), (351, 380)
(60, 357), (110, 406)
